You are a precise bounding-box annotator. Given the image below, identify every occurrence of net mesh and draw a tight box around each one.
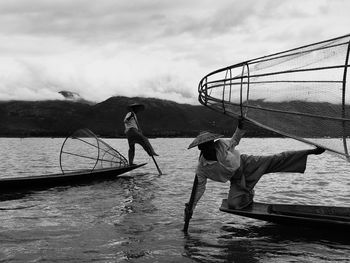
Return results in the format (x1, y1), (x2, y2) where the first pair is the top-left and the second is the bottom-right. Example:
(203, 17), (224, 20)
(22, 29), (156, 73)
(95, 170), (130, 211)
(198, 34), (350, 160)
(59, 129), (128, 174)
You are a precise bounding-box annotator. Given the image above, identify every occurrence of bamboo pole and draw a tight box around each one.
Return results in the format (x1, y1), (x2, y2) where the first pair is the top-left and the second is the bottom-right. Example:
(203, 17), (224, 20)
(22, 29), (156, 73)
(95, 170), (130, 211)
(151, 155), (162, 175)
(183, 175), (198, 234)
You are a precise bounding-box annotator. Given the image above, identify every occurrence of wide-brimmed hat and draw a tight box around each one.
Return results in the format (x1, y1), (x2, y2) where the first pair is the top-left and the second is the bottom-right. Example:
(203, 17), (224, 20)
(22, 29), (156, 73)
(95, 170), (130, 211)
(188, 131), (223, 149)
(127, 103), (145, 112)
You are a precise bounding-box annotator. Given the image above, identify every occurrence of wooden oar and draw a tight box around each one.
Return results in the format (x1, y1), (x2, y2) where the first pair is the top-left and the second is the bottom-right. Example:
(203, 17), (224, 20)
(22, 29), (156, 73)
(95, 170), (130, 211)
(183, 175), (198, 234)
(151, 155), (162, 175)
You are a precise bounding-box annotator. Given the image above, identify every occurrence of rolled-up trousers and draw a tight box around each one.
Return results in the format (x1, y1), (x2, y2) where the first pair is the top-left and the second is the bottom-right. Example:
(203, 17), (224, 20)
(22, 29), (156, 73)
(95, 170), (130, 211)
(228, 150), (309, 209)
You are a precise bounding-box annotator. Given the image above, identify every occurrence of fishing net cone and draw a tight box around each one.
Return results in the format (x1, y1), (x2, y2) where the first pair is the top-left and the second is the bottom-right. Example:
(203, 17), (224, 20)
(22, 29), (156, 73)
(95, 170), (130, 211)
(198, 34), (350, 161)
(59, 129), (128, 174)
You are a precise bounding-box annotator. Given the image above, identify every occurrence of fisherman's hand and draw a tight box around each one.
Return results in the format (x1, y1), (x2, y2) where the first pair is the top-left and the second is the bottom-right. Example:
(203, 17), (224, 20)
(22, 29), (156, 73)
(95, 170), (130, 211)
(237, 116), (247, 130)
(184, 202), (193, 221)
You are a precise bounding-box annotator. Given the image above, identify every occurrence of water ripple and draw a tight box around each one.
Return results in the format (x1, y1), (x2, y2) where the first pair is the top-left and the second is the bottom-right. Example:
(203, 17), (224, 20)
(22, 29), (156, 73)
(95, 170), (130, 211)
(0, 138), (349, 262)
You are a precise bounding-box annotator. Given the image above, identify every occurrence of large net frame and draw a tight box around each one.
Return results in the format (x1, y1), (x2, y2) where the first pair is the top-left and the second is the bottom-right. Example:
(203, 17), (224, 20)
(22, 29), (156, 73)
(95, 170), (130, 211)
(59, 129), (128, 174)
(198, 34), (350, 160)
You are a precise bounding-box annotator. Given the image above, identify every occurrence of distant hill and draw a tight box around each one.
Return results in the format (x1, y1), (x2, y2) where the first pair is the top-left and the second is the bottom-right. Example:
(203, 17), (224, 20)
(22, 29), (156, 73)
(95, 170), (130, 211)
(0, 96), (274, 138)
(1, 95), (346, 138)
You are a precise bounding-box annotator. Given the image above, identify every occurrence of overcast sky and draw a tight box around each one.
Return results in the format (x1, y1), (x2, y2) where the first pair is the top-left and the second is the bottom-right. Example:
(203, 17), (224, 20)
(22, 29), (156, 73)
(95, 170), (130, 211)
(0, 0), (349, 104)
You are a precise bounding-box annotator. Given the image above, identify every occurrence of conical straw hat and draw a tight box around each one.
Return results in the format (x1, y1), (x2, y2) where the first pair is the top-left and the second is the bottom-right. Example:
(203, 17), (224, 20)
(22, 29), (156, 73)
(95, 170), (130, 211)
(188, 131), (223, 149)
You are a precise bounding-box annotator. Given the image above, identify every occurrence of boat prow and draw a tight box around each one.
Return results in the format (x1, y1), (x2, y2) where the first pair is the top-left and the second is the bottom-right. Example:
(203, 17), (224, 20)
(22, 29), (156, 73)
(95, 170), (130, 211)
(220, 199), (350, 230)
(0, 163), (147, 193)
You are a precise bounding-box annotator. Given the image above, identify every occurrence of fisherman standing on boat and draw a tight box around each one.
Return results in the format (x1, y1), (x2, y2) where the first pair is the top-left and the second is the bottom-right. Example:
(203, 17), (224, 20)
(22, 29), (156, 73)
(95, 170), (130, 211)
(184, 117), (325, 224)
(124, 103), (158, 165)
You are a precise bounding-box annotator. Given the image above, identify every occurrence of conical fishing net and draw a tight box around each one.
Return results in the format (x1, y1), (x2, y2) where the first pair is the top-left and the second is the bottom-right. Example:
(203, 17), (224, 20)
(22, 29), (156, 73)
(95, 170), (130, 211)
(198, 34), (350, 160)
(59, 129), (128, 174)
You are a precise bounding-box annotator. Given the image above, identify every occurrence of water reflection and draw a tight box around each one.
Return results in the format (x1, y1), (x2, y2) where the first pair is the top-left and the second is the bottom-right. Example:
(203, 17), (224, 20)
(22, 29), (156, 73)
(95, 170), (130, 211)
(183, 222), (350, 263)
(222, 223), (350, 244)
(184, 232), (259, 263)
(0, 192), (31, 201)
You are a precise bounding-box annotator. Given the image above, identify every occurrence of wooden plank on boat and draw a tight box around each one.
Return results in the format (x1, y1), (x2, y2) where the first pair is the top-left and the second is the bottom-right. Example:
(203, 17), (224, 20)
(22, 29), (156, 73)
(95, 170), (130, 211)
(0, 163), (146, 193)
(219, 199), (350, 229)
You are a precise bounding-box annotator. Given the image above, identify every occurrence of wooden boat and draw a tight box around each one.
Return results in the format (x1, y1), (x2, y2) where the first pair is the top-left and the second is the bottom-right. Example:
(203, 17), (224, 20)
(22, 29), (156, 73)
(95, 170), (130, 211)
(220, 199), (350, 230)
(0, 129), (149, 193)
(0, 163), (146, 193)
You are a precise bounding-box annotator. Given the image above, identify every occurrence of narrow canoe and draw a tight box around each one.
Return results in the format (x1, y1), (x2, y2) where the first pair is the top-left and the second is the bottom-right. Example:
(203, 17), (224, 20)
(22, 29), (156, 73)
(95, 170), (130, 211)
(0, 163), (146, 193)
(220, 199), (350, 229)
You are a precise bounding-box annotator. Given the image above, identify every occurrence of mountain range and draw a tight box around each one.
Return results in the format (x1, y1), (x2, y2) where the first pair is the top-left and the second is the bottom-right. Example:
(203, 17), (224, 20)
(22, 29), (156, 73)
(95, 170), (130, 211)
(0, 96), (274, 138)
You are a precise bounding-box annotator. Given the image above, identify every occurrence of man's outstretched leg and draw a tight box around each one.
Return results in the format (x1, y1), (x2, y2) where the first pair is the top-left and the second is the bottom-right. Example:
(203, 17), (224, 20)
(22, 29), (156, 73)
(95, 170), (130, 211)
(227, 148), (325, 209)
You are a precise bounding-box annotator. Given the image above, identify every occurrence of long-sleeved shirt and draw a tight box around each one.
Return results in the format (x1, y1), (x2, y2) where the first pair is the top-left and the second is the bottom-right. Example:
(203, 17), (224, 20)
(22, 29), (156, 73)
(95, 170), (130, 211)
(193, 127), (245, 208)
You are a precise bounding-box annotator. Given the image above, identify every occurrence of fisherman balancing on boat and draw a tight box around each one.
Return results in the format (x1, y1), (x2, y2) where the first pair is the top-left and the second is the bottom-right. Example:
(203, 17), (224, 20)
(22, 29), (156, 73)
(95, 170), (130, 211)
(184, 117), (325, 231)
(124, 103), (161, 173)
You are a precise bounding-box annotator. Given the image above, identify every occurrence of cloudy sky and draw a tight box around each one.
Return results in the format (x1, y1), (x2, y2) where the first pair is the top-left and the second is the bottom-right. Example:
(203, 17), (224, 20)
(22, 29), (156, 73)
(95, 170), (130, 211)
(0, 0), (349, 104)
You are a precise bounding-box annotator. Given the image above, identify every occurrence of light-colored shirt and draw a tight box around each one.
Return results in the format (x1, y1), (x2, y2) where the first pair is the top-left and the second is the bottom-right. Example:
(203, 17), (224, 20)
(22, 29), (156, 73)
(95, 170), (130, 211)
(124, 112), (139, 133)
(193, 127), (245, 207)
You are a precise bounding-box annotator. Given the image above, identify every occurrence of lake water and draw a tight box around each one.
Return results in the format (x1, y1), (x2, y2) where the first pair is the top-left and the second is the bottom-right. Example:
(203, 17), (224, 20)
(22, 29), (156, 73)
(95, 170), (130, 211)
(0, 137), (349, 262)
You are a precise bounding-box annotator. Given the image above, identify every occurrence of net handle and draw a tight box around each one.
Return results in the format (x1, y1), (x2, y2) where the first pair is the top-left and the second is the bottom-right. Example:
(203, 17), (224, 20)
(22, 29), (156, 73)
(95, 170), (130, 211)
(341, 40), (350, 157)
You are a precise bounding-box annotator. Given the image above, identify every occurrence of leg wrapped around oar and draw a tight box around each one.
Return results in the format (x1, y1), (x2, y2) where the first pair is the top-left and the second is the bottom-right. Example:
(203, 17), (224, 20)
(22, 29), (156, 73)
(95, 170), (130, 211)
(126, 128), (161, 174)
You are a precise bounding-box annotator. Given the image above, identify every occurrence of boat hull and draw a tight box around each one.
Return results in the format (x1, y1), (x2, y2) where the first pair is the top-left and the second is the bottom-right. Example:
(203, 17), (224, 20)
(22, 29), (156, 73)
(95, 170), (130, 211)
(0, 163), (146, 193)
(220, 199), (350, 230)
